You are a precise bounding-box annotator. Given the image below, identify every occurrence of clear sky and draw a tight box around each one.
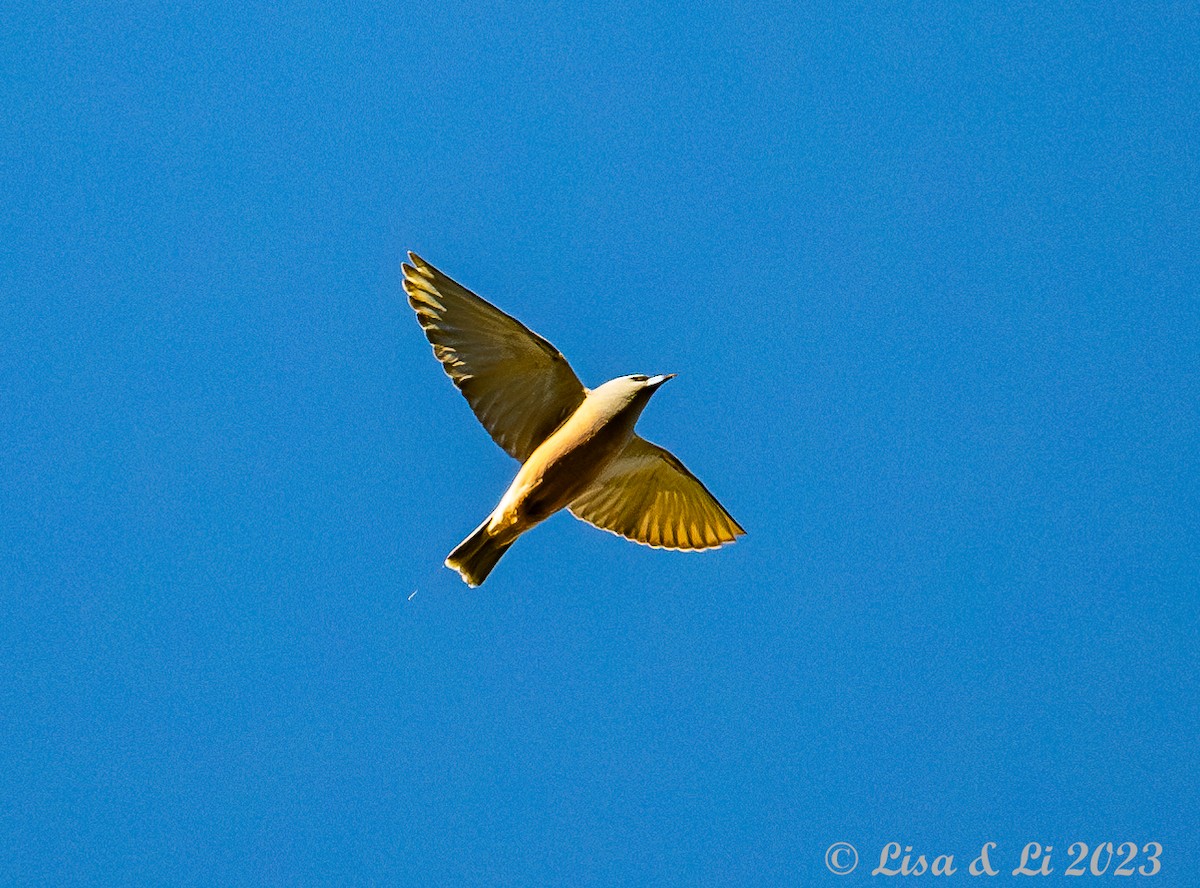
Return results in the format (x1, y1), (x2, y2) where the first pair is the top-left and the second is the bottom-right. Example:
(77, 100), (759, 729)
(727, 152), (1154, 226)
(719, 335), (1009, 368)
(2, 2), (1197, 884)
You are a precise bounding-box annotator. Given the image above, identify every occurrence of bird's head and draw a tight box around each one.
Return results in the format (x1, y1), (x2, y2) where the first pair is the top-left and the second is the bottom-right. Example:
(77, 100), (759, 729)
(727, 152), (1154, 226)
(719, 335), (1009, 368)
(599, 372), (675, 399)
(587, 373), (676, 419)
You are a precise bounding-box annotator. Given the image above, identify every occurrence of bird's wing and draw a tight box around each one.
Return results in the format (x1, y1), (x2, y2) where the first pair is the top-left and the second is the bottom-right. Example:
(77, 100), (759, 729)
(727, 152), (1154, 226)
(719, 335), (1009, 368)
(403, 252), (587, 462)
(568, 436), (745, 550)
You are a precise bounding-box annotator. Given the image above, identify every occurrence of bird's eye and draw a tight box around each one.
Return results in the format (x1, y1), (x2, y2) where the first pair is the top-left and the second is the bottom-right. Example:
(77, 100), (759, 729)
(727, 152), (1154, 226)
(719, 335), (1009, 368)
(630, 375), (648, 382)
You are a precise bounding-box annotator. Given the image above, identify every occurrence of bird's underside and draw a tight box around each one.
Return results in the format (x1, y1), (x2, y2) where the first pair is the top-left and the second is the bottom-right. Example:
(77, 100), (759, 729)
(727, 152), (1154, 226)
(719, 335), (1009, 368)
(403, 252), (744, 585)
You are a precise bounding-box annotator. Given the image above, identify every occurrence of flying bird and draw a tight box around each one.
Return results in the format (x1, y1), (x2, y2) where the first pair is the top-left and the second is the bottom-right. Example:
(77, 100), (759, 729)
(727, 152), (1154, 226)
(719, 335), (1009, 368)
(403, 253), (744, 586)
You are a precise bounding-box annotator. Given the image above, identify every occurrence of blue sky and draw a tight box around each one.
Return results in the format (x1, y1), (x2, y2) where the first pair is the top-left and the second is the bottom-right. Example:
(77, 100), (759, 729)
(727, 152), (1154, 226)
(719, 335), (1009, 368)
(2, 1), (1197, 884)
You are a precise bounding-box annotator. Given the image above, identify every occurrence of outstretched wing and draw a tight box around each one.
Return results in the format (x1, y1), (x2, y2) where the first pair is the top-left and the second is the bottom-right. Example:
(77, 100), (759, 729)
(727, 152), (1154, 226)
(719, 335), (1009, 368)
(403, 252), (586, 462)
(568, 436), (745, 550)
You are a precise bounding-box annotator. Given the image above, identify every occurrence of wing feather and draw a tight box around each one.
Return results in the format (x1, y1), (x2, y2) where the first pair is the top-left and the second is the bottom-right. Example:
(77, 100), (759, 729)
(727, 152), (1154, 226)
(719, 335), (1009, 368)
(403, 253), (586, 461)
(568, 437), (745, 551)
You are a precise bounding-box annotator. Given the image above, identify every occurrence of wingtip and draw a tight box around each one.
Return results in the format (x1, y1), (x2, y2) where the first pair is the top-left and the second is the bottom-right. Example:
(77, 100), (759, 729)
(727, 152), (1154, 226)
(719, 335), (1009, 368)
(401, 254), (429, 292)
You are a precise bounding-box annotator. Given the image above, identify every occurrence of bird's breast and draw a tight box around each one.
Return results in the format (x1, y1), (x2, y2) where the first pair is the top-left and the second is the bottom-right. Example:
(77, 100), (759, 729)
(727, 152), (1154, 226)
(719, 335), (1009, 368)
(500, 404), (636, 523)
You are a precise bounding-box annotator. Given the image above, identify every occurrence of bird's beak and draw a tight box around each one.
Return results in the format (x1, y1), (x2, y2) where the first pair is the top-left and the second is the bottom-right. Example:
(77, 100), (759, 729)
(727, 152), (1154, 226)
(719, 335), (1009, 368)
(646, 373), (677, 388)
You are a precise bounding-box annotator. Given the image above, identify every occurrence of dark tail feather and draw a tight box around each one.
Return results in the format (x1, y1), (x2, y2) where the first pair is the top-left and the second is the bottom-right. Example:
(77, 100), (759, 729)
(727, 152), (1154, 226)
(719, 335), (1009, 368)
(445, 520), (513, 587)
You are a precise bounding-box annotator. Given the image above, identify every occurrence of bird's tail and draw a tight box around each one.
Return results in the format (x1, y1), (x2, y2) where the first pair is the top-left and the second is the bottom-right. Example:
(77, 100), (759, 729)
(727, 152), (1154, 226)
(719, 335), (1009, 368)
(445, 519), (513, 587)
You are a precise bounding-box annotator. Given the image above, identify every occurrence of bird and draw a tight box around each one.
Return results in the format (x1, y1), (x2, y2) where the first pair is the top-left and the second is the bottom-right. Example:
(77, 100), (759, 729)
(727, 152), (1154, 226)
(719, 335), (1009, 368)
(402, 252), (744, 586)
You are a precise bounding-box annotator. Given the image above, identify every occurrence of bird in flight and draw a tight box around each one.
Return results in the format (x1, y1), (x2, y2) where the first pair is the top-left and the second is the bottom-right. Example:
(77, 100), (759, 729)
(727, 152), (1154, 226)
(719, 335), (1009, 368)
(403, 253), (744, 586)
